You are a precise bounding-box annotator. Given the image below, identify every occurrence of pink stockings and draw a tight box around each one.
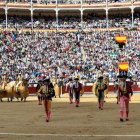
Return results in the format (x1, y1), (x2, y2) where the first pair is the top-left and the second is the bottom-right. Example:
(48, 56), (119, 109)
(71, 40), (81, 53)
(43, 99), (52, 122)
(120, 96), (129, 120)
(99, 100), (104, 110)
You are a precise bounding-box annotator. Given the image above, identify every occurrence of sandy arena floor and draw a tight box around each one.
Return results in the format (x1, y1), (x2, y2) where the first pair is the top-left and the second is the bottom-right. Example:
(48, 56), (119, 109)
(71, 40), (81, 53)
(0, 93), (140, 140)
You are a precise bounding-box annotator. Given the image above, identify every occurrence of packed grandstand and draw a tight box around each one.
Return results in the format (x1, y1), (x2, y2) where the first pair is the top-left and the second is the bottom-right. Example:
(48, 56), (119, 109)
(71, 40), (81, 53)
(0, 0), (139, 83)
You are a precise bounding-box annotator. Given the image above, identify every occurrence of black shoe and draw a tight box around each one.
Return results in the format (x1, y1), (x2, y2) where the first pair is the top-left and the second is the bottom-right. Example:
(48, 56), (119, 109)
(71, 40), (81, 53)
(46, 119), (49, 122)
(120, 118), (123, 122)
(126, 118), (129, 121)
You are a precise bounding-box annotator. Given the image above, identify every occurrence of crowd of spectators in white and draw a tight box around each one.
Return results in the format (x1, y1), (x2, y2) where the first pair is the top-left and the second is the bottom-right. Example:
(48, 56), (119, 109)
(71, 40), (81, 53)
(0, 0), (139, 83)
(0, 29), (139, 83)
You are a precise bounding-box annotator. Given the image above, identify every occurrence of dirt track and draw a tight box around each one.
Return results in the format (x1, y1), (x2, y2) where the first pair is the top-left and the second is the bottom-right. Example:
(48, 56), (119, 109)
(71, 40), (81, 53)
(0, 93), (140, 140)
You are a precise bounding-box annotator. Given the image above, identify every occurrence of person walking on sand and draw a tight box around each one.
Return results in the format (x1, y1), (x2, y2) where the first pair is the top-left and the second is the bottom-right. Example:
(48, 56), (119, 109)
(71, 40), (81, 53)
(95, 75), (107, 110)
(73, 76), (82, 107)
(117, 75), (133, 122)
(37, 77), (55, 122)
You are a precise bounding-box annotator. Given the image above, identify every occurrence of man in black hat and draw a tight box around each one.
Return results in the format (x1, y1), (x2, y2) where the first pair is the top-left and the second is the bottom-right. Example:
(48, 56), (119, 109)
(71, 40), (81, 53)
(37, 77), (55, 122)
(95, 76), (107, 110)
(117, 75), (133, 122)
(73, 76), (82, 107)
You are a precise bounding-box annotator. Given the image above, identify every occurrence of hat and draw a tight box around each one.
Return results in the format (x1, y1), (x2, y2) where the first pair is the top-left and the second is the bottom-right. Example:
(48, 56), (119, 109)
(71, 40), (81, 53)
(38, 79), (42, 83)
(104, 73), (109, 77)
(127, 73), (133, 79)
(69, 78), (72, 81)
(127, 76), (132, 79)
(81, 76), (86, 79)
(23, 78), (29, 81)
(43, 77), (50, 83)
(98, 76), (103, 80)
(2, 72), (6, 75)
(97, 73), (103, 80)
(74, 76), (79, 80)
(117, 74), (128, 79)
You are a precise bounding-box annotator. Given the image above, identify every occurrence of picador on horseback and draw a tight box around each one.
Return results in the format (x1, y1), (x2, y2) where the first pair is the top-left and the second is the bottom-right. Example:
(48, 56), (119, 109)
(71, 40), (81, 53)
(0, 72), (29, 102)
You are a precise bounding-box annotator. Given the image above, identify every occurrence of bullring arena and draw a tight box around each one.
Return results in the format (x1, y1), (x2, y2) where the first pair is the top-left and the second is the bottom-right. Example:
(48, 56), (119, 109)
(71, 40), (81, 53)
(0, 91), (140, 140)
(0, 0), (140, 139)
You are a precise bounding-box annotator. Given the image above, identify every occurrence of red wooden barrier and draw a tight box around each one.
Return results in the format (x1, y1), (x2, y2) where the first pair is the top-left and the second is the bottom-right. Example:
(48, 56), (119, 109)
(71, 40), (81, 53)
(29, 84), (140, 94)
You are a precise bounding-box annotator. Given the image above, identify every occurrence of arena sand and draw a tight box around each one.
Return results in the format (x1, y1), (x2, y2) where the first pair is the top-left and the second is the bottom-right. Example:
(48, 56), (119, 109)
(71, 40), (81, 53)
(0, 93), (140, 140)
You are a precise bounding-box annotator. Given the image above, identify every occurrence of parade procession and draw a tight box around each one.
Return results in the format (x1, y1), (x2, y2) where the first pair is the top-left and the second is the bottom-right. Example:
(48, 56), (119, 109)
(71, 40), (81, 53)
(0, 0), (140, 139)
(0, 59), (135, 123)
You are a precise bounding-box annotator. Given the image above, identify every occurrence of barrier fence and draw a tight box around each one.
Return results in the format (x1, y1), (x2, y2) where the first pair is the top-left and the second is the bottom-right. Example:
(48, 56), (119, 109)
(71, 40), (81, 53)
(28, 82), (140, 94)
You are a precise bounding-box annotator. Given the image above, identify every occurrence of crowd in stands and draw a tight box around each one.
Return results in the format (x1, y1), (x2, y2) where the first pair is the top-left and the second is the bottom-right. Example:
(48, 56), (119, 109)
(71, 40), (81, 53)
(0, 0), (139, 86)
(0, 29), (139, 83)
(0, 12), (140, 29)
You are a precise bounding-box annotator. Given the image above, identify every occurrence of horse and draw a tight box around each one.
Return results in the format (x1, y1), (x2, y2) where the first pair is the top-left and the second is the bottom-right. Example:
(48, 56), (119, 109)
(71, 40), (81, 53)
(14, 79), (29, 102)
(0, 86), (7, 102)
(0, 80), (16, 102)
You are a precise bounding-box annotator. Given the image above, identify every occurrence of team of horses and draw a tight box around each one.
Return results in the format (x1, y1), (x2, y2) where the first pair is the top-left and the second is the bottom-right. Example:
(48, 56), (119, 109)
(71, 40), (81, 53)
(0, 77), (29, 102)
(0, 76), (109, 102)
